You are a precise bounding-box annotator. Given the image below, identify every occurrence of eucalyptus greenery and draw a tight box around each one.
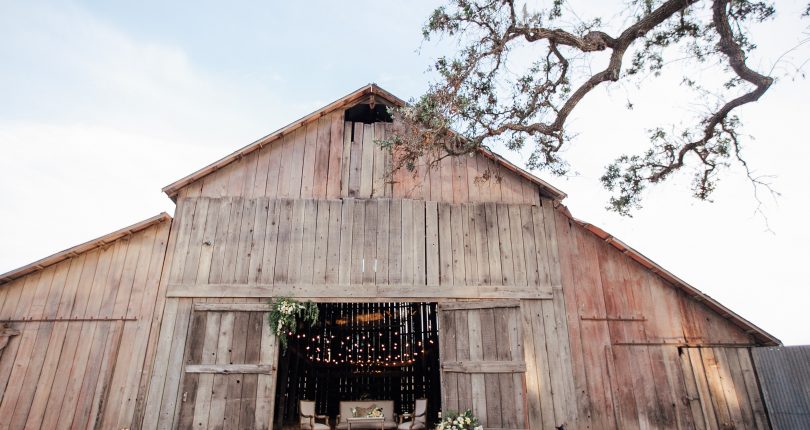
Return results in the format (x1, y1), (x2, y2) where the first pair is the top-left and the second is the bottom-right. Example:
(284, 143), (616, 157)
(267, 297), (319, 352)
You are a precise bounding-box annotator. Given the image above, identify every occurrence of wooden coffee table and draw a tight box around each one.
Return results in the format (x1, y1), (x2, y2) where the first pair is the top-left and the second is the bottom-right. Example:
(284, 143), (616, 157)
(347, 416), (385, 430)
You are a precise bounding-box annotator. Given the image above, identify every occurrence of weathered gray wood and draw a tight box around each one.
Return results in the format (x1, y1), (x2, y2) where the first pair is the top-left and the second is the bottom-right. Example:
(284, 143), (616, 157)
(194, 303), (274, 312)
(185, 364), (274, 374)
(438, 300), (521, 310)
(169, 284), (551, 300)
(442, 361), (527, 373)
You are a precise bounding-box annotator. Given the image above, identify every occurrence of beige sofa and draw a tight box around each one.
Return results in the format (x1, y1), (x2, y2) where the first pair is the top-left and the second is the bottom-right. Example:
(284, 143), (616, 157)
(335, 400), (397, 430)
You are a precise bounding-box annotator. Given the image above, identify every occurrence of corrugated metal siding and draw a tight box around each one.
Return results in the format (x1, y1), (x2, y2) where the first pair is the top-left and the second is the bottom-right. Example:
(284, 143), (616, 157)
(752, 346), (810, 429)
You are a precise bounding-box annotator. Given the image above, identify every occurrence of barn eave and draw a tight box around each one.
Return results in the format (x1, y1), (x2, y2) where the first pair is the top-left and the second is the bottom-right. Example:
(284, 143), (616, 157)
(0, 212), (172, 286)
(560, 207), (781, 347)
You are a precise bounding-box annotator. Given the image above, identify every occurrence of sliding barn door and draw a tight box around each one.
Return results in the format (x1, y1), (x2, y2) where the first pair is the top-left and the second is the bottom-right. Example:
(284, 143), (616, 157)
(439, 300), (528, 429)
(176, 303), (279, 430)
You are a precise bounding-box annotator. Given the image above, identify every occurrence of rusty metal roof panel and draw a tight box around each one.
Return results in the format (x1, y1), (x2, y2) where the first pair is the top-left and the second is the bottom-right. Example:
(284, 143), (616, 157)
(752, 345), (810, 429)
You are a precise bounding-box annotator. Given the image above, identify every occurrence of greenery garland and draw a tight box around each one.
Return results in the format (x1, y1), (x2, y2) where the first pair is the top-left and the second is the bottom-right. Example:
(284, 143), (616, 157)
(267, 297), (319, 353)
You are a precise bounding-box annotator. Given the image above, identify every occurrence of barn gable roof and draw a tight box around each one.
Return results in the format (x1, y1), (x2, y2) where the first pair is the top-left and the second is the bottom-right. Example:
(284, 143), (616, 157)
(560, 206), (780, 346)
(0, 213), (171, 286)
(161, 83), (567, 201)
(1, 85), (777, 346)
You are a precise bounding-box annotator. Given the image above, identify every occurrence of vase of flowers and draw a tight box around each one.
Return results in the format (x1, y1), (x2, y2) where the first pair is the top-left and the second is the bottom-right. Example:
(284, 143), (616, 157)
(267, 297), (319, 353)
(436, 410), (481, 430)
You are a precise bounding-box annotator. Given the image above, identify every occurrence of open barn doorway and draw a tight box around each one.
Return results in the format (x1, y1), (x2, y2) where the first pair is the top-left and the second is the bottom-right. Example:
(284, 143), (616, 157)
(273, 302), (441, 429)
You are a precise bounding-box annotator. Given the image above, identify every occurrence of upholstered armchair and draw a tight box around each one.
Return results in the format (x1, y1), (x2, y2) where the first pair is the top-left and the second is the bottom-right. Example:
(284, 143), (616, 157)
(397, 399), (427, 430)
(300, 400), (330, 430)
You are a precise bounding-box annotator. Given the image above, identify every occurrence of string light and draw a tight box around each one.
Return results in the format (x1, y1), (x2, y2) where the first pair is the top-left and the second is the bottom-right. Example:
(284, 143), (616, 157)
(285, 303), (439, 368)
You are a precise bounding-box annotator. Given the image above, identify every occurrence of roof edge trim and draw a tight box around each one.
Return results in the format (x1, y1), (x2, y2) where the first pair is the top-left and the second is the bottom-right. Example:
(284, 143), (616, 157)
(0, 212), (172, 286)
(558, 205), (780, 346)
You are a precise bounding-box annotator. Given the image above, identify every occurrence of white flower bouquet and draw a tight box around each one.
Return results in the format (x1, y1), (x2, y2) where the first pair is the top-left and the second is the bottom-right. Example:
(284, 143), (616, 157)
(436, 410), (481, 430)
(267, 297), (319, 352)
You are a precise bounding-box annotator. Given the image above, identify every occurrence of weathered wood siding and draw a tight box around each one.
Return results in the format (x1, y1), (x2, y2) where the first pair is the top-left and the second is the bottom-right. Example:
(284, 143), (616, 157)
(554, 211), (766, 430)
(143, 193), (771, 430)
(161, 197), (560, 293)
(439, 301), (528, 429)
(0, 219), (171, 430)
(144, 196), (564, 429)
(681, 347), (770, 430)
(177, 114), (542, 205)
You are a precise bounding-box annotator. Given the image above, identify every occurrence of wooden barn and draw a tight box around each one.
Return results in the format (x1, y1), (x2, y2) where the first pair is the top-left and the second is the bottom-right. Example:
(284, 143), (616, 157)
(0, 84), (783, 430)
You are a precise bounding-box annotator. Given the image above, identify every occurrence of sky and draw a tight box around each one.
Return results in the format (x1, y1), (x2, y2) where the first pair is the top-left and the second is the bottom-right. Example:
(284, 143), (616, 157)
(1, 1), (808, 344)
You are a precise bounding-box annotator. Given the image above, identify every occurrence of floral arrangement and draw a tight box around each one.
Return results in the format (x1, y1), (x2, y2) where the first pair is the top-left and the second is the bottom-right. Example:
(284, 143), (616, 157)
(267, 297), (319, 352)
(436, 410), (481, 430)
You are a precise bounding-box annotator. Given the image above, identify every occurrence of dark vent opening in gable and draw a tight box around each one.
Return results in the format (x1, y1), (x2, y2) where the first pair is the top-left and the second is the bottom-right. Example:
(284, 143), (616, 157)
(344, 103), (393, 124)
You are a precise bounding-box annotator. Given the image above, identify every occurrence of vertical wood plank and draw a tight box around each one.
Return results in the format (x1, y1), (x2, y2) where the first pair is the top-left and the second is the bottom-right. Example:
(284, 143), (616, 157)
(375, 199), (390, 285)
(338, 199), (354, 285)
(287, 129), (307, 199)
(312, 200), (330, 284)
(453, 157), (469, 204)
(425, 201), (440, 286)
(688, 348), (720, 430)
(299, 200), (318, 285)
(350, 200), (366, 285)
(439, 308), (458, 413)
(325, 200), (342, 284)
(701, 347), (732, 429)
(255, 309), (278, 430)
(465, 310), (487, 425)
(372, 122), (386, 197)
(192, 308), (222, 430)
(521, 301), (546, 430)
(177, 309), (208, 429)
(300, 123), (319, 198)
(450, 204), (467, 285)
(388, 200), (402, 285)
(223, 312), (249, 430)
(400, 200), (415, 285)
(258, 200), (280, 285)
(239, 310), (264, 428)
(207, 312), (235, 428)
(484, 203), (502, 286)
(362, 201), (378, 285)
(264, 137), (284, 199)
(437, 203), (453, 287)
(313, 116), (332, 199)
(348, 122), (363, 197)
(272, 200), (294, 285)
(413, 201), (427, 286)
(737, 348), (768, 430)
(340, 121), (353, 198)
(326, 113), (345, 198)
(286, 200), (306, 284)
(481, 309), (503, 428)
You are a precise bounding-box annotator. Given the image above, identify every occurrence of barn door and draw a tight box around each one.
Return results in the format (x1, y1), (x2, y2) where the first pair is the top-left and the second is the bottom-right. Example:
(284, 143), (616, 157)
(438, 300), (528, 429)
(176, 302), (279, 430)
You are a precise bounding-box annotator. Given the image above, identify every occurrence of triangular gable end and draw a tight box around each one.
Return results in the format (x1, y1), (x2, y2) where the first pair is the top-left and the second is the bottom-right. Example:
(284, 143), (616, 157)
(161, 83), (567, 202)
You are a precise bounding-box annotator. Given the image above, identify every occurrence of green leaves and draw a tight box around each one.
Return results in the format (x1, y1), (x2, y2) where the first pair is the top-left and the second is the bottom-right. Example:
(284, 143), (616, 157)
(267, 297), (319, 353)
